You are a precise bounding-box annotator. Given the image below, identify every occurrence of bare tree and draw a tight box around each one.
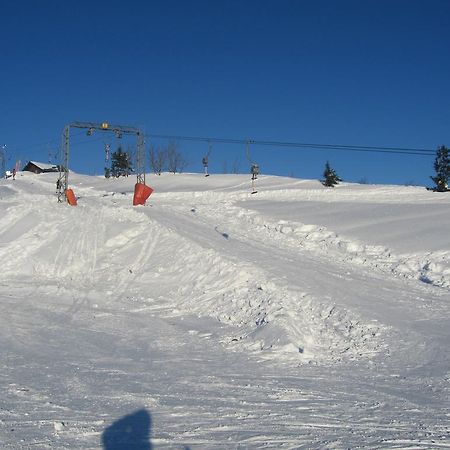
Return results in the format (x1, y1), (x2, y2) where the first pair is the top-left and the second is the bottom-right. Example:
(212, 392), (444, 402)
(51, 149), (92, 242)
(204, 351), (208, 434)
(222, 160), (228, 174)
(149, 144), (167, 175)
(167, 141), (188, 174)
(231, 156), (241, 174)
(127, 145), (135, 173)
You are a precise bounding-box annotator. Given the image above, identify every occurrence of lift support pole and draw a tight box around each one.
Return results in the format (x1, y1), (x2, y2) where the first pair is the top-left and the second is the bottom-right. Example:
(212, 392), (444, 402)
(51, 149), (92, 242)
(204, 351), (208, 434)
(57, 121), (145, 202)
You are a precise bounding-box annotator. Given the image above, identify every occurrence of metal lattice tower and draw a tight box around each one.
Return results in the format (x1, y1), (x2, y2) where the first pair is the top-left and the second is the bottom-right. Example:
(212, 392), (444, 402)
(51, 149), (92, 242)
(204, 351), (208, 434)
(57, 121), (145, 202)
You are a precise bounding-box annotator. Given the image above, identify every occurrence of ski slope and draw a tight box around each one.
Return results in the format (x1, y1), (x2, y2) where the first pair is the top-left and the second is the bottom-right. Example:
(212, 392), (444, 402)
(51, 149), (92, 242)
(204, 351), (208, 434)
(0, 171), (449, 449)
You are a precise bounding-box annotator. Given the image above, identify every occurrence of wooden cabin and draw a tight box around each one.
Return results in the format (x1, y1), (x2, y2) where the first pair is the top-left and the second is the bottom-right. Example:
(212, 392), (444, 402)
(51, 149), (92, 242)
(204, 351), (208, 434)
(22, 161), (60, 174)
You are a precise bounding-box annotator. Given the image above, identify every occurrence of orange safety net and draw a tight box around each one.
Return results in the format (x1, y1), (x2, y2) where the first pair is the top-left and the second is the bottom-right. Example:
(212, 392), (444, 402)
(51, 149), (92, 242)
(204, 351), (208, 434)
(133, 183), (153, 206)
(66, 188), (77, 206)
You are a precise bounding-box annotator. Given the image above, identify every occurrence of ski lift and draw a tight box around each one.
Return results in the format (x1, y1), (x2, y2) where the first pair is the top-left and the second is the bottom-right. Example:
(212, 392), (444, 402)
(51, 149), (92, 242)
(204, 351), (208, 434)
(250, 163), (259, 194)
(104, 143), (110, 162)
(203, 140), (212, 177)
(246, 140), (259, 193)
(251, 163), (259, 180)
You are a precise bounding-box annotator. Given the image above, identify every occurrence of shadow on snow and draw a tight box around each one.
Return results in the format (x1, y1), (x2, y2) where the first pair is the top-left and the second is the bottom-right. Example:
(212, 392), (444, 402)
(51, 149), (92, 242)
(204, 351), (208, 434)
(102, 409), (152, 450)
(102, 409), (191, 450)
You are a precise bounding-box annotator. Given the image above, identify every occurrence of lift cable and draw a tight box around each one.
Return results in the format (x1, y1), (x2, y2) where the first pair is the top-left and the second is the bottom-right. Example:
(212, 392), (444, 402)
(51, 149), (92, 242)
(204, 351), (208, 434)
(5, 130), (86, 155)
(146, 133), (435, 157)
(4, 131), (438, 162)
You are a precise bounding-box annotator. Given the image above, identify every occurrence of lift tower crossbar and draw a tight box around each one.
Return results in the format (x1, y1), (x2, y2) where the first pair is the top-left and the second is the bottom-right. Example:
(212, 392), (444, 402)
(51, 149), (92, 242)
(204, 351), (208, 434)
(57, 121), (145, 202)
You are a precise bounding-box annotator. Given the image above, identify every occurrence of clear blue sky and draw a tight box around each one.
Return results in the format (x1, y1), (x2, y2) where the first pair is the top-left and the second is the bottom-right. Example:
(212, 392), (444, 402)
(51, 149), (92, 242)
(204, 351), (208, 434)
(1, 0), (449, 186)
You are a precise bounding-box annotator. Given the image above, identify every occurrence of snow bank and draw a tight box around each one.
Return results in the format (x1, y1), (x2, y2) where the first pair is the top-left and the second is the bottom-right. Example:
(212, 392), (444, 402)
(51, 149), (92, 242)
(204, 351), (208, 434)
(1, 172), (450, 448)
(0, 172), (447, 366)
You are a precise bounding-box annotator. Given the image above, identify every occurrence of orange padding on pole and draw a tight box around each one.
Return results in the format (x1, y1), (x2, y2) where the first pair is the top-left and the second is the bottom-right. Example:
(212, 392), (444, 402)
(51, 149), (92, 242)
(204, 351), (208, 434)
(133, 183), (153, 206)
(66, 188), (77, 206)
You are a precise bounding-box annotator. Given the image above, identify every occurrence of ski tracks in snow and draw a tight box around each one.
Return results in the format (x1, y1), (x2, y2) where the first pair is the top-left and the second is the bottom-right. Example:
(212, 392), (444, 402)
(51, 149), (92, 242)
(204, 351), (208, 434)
(149, 193), (436, 363)
(147, 196), (450, 382)
(1, 176), (450, 449)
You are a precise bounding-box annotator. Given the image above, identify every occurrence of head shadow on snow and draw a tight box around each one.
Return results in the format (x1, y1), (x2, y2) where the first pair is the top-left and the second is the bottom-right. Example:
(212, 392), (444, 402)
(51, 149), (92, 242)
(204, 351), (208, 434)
(101, 409), (191, 450)
(102, 409), (152, 450)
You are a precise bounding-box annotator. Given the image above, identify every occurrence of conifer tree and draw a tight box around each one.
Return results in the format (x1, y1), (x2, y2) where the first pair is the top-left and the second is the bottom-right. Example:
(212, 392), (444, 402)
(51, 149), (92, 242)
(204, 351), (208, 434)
(110, 146), (132, 178)
(430, 145), (450, 192)
(322, 161), (342, 187)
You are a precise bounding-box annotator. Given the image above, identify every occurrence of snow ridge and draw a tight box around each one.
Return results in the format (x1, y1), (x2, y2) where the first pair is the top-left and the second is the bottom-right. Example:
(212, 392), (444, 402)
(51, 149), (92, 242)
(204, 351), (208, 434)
(243, 208), (450, 290)
(167, 189), (450, 290)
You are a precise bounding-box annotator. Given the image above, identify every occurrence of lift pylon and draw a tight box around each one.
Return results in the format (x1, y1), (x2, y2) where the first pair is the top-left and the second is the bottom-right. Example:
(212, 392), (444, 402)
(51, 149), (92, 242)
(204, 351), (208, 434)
(57, 121), (146, 203)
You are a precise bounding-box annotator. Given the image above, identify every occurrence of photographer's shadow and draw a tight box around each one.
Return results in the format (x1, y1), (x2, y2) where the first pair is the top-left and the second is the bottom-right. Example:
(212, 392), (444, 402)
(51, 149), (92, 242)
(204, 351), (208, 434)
(102, 409), (152, 450)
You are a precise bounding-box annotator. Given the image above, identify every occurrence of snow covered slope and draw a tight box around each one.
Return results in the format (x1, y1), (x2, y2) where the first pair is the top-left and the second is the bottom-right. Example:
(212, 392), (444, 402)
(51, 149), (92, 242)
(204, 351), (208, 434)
(1, 171), (449, 449)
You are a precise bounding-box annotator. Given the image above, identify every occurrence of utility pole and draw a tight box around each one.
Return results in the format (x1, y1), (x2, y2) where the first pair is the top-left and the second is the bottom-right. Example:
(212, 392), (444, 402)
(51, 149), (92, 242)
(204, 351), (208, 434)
(0, 145), (6, 178)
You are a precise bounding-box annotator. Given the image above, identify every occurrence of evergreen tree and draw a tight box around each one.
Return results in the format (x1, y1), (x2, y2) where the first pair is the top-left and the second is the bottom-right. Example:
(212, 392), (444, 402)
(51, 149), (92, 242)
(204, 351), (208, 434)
(430, 145), (450, 192)
(110, 146), (132, 178)
(322, 161), (342, 187)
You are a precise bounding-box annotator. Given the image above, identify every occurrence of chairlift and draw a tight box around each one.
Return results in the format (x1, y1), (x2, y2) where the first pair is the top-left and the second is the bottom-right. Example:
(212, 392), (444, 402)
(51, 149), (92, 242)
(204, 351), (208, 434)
(246, 140), (259, 193)
(251, 163), (259, 180)
(203, 140), (212, 177)
(250, 163), (259, 194)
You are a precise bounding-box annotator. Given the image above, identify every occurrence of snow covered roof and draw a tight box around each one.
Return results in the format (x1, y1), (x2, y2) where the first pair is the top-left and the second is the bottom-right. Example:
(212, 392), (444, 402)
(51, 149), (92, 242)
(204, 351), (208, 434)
(27, 161), (59, 170)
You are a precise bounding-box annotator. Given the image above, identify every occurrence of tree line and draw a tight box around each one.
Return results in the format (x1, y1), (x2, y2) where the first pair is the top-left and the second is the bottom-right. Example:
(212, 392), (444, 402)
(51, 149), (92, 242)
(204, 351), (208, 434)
(321, 145), (450, 190)
(104, 141), (450, 192)
(104, 141), (189, 178)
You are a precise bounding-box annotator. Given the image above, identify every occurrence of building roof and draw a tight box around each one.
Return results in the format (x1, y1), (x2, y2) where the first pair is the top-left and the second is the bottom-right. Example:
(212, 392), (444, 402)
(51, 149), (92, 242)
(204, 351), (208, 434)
(27, 161), (59, 170)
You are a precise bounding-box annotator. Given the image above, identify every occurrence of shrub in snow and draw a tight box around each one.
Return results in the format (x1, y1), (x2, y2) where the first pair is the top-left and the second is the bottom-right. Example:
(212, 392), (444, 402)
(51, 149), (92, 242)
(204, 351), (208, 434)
(430, 145), (450, 192)
(321, 161), (342, 187)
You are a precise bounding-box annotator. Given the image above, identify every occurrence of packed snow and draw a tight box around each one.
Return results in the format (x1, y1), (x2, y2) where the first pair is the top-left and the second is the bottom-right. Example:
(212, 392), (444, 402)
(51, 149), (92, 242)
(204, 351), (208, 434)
(0, 171), (449, 449)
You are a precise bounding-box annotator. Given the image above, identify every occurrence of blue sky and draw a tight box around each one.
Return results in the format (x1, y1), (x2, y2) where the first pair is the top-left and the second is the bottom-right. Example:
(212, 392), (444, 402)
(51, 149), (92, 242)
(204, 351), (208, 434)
(1, 0), (449, 186)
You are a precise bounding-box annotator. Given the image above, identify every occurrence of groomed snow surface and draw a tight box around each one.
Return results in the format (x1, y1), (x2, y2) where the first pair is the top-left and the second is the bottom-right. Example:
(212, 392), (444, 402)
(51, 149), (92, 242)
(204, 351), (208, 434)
(1, 171), (449, 449)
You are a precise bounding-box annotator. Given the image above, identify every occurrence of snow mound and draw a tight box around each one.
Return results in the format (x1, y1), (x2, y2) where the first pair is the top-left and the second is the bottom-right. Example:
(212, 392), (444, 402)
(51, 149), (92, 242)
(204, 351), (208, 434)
(172, 248), (385, 363)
